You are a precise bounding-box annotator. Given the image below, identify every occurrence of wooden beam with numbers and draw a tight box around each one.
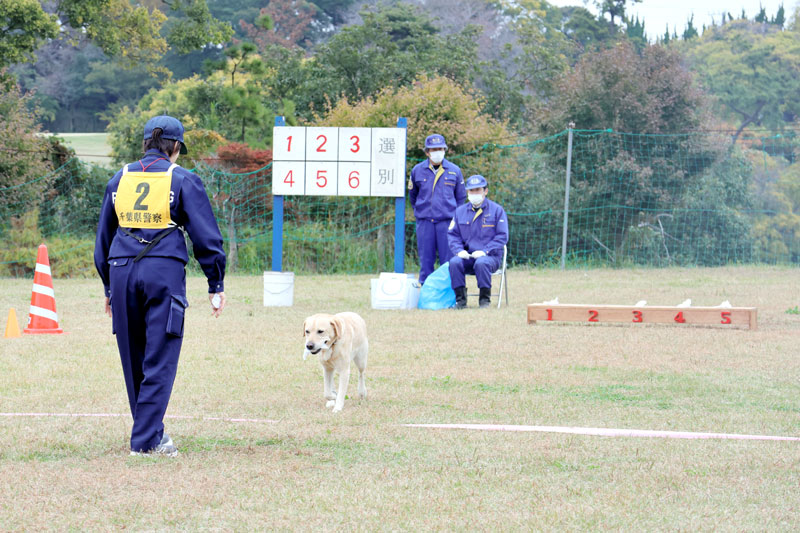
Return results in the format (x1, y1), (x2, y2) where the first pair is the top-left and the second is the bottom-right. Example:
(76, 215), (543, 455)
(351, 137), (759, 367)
(527, 304), (758, 330)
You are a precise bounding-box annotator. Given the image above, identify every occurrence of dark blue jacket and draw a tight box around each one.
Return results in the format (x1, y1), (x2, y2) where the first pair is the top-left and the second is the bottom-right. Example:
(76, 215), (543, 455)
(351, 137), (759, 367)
(94, 150), (226, 297)
(408, 158), (466, 221)
(447, 197), (509, 258)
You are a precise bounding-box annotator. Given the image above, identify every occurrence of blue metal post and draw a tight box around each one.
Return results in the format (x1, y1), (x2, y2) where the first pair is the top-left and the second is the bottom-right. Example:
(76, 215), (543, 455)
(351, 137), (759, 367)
(272, 116), (285, 272)
(394, 117), (408, 273)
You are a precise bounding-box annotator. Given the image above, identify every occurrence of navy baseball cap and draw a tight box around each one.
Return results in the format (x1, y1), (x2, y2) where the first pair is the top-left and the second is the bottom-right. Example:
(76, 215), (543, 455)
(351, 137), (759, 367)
(144, 115), (187, 154)
(424, 134), (447, 150)
(466, 175), (487, 189)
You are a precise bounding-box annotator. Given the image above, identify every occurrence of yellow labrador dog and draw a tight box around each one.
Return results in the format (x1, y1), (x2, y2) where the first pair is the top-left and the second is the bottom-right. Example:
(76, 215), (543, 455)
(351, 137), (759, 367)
(303, 312), (368, 412)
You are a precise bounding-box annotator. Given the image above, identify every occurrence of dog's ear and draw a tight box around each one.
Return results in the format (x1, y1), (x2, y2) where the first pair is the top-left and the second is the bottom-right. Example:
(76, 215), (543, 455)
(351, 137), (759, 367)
(302, 318), (307, 337)
(331, 316), (343, 342)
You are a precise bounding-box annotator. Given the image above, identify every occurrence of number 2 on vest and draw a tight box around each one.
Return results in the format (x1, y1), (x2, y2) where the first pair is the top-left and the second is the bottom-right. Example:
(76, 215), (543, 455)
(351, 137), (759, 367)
(134, 182), (150, 210)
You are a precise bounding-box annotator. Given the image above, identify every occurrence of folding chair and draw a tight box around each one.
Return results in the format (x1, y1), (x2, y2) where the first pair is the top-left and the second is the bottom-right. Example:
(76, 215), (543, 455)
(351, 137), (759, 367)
(468, 244), (508, 308)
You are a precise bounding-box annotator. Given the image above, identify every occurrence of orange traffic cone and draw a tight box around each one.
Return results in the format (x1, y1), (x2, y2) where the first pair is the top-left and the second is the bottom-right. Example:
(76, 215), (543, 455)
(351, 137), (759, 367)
(4, 308), (21, 338)
(24, 244), (64, 334)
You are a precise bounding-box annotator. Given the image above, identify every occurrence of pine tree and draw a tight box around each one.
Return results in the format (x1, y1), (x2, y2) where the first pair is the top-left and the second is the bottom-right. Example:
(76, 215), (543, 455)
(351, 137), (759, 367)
(683, 15), (698, 40)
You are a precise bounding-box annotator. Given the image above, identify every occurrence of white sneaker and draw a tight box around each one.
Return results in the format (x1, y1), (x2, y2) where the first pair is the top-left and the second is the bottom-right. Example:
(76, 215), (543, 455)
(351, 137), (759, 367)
(130, 433), (178, 457)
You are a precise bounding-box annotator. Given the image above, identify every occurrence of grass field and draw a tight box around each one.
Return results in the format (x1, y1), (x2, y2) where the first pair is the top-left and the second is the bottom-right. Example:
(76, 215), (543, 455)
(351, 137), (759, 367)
(1, 267), (799, 530)
(52, 133), (112, 166)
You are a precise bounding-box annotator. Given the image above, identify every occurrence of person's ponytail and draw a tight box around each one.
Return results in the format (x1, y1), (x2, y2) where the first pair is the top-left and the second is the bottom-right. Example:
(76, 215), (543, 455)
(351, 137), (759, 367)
(143, 127), (179, 155)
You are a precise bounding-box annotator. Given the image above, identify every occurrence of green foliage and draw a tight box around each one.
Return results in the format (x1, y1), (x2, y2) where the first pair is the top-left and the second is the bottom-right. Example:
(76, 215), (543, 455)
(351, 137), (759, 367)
(594, 0), (642, 28)
(748, 147), (800, 261)
(682, 20), (800, 141)
(204, 42), (270, 142)
(164, 0), (234, 54)
(0, 77), (53, 218)
(0, 0), (59, 69)
(269, 3), (480, 122)
(104, 75), (228, 166)
(539, 41), (710, 134)
(37, 158), (109, 238)
(316, 75), (509, 160)
(55, 0), (169, 72)
(0, 209), (95, 277)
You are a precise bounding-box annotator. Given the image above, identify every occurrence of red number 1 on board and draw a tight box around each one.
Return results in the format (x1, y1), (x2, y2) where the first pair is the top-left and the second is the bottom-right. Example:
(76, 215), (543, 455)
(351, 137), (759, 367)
(286, 135), (292, 152)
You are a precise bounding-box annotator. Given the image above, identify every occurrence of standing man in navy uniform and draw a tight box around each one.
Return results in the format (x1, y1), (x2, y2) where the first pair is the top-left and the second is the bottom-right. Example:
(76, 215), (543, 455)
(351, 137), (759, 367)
(408, 134), (466, 285)
(448, 175), (509, 309)
(94, 115), (226, 456)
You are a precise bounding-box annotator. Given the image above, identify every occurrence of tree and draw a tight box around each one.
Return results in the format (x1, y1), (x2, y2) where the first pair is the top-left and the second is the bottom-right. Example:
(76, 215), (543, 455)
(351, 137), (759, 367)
(773, 5), (786, 28)
(1, 0), (232, 74)
(537, 42), (716, 258)
(594, 0), (642, 28)
(0, 75), (54, 221)
(682, 20), (800, 141)
(682, 15), (698, 40)
(240, 0), (315, 51)
(163, 0), (234, 54)
(539, 41), (709, 134)
(105, 75), (228, 166)
(0, 0), (59, 71)
(265, 3), (480, 122)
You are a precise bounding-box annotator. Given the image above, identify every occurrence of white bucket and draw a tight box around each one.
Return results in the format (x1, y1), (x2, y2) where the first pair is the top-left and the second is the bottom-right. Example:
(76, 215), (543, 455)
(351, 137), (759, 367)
(263, 271), (294, 307)
(371, 273), (420, 309)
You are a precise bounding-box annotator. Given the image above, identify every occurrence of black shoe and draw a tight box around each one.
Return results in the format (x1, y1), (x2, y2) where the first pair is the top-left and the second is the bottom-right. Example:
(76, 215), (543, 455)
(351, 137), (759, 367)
(454, 286), (467, 309)
(479, 288), (491, 308)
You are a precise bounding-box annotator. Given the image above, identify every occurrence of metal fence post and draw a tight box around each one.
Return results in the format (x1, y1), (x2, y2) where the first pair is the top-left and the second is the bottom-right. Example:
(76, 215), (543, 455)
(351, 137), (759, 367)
(560, 122), (575, 270)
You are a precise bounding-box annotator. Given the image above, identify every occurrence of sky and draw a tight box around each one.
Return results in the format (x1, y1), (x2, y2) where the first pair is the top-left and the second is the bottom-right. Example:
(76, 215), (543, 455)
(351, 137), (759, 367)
(546, 0), (797, 40)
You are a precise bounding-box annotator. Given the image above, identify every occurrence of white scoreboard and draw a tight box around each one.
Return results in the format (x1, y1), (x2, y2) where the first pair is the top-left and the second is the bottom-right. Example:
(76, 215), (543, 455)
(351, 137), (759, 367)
(272, 126), (407, 197)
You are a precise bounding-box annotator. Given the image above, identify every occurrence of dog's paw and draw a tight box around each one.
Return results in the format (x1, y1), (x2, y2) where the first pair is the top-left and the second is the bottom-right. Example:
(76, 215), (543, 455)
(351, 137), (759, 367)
(332, 405), (343, 413)
(326, 400), (336, 408)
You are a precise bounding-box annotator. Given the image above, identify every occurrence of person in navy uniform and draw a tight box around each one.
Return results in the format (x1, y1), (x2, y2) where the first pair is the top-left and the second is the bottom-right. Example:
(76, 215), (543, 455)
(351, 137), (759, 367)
(447, 175), (509, 309)
(408, 133), (466, 285)
(94, 115), (226, 456)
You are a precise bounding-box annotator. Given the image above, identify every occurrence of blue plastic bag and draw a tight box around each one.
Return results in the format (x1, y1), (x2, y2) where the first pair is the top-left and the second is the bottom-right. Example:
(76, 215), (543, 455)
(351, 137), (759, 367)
(417, 262), (456, 310)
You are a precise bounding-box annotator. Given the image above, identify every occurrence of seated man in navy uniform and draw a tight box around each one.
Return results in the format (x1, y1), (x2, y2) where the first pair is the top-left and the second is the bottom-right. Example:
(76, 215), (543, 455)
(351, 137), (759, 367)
(447, 175), (509, 309)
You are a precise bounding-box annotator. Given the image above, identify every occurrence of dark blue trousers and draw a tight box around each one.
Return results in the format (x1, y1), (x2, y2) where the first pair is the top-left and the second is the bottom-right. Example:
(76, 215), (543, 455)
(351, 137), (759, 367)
(109, 256), (187, 452)
(449, 255), (501, 289)
(416, 219), (453, 285)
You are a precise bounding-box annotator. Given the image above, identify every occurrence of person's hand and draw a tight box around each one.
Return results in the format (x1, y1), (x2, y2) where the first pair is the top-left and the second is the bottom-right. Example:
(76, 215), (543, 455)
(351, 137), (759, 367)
(104, 297), (112, 317)
(471, 250), (486, 258)
(457, 250), (470, 260)
(210, 292), (226, 318)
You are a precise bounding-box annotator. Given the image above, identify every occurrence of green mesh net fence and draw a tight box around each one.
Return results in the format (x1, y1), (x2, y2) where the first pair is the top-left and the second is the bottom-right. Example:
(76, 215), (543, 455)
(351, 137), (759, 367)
(1, 129), (798, 277)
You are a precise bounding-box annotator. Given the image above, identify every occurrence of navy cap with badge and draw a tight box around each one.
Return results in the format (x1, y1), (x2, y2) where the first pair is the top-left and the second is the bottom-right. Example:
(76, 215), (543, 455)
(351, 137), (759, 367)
(424, 134), (447, 150)
(466, 174), (487, 189)
(144, 115), (188, 154)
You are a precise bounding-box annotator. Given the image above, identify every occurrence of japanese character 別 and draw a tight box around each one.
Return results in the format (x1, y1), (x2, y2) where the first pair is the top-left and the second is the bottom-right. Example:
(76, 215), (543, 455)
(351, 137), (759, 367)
(378, 168), (395, 184)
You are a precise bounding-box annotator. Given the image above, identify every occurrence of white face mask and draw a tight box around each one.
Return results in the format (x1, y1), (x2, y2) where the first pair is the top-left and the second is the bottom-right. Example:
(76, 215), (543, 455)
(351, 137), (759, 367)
(429, 151), (445, 164)
(468, 193), (484, 206)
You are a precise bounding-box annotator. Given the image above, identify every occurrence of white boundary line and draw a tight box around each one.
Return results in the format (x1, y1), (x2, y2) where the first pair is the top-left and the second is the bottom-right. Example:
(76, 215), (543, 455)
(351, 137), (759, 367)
(403, 423), (800, 441)
(3, 413), (797, 441)
(0, 412), (277, 424)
